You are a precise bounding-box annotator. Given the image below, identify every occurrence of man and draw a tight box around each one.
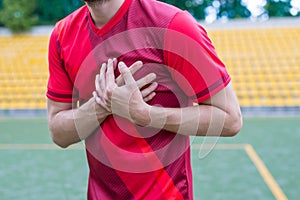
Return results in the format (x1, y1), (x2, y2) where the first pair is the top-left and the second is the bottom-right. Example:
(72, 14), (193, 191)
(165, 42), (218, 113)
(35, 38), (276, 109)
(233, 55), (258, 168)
(46, 0), (242, 199)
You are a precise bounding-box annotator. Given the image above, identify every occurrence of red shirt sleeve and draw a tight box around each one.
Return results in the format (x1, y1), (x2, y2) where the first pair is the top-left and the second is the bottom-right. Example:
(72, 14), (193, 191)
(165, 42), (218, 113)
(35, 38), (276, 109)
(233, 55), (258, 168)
(46, 28), (76, 103)
(164, 11), (230, 103)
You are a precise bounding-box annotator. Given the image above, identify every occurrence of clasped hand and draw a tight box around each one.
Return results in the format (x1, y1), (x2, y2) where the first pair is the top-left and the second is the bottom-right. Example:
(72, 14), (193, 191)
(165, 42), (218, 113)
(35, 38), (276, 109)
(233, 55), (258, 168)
(93, 58), (157, 126)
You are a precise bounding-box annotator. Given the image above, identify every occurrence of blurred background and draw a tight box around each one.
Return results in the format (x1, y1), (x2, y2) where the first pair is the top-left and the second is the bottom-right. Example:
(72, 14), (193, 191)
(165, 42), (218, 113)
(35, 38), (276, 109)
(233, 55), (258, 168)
(0, 0), (299, 31)
(0, 0), (299, 200)
(0, 0), (299, 114)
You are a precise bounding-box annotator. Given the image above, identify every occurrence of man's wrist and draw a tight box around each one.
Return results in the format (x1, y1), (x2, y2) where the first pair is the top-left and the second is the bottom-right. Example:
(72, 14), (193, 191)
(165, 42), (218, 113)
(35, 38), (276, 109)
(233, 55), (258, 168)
(93, 97), (111, 122)
(147, 105), (167, 130)
(130, 103), (152, 127)
(131, 104), (167, 130)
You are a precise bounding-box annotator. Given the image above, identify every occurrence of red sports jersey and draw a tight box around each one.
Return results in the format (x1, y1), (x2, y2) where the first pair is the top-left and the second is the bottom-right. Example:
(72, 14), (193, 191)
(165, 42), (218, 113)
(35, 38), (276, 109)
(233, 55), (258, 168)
(47, 0), (230, 199)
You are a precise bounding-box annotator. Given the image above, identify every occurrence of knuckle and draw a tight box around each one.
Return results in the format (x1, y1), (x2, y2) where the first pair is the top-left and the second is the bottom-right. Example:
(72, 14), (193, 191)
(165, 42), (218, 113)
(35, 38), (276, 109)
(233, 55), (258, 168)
(106, 87), (113, 96)
(122, 70), (130, 76)
(103, 95), (110, 103)
(96, 98), (102, 105)
(107, 90), (113, 97)
(141, 91), (147, 97)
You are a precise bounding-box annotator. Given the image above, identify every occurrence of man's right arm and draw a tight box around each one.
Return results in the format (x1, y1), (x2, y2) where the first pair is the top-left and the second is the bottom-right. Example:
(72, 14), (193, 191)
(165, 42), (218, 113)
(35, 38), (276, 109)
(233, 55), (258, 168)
(47, 97), (109, 148)
(47, 59), (158, 148)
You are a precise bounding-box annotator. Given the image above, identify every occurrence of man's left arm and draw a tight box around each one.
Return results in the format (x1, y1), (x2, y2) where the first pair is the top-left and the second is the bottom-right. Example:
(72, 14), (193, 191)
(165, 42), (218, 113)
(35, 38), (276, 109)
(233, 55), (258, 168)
(140, 82), (242, 137)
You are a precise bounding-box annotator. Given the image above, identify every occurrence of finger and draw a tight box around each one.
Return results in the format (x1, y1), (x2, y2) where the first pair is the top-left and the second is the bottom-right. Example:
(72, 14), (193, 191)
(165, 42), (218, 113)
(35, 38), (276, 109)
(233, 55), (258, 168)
(100, 63), (110, 101)
(136, 73), (157, 89)
(106, 58), (116, 89)
(141, 82), (158, 98)
(99, 63), (107, 91)
(95, 74), (100, 93)
(128, 60), (143, 75)
(93, 91), (111, 112)
(118, 62), (136, 85)
(116, 61), (143, 86)
(143, 92), (156, 102)
(112, 58), (118, 70)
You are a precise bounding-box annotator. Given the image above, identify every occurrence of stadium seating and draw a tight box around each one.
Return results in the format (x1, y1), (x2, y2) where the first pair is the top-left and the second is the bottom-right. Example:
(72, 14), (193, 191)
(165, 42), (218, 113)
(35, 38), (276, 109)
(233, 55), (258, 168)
(0, 35), (49, 109)
(0, 26), (299, 109)
(208, 27), (300, 107)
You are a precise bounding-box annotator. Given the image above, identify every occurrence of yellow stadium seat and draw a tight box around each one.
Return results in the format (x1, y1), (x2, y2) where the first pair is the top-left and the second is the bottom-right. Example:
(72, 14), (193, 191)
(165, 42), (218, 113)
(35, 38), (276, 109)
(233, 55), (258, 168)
(1, 27), (300, 109)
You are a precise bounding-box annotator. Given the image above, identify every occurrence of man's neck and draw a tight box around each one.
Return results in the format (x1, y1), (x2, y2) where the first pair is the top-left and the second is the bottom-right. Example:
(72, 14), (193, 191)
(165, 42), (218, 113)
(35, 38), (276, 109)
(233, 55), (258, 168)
(86, 0), (125, 28)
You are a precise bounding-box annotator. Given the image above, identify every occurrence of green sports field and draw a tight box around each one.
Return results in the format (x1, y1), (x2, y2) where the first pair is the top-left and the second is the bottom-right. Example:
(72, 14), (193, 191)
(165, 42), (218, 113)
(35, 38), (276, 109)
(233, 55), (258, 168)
(0, 117), (299, 200)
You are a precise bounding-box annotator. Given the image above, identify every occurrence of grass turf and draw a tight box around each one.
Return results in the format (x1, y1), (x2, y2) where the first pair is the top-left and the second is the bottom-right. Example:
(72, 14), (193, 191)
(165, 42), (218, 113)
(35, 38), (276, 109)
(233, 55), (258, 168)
(0, 117), (299, 199)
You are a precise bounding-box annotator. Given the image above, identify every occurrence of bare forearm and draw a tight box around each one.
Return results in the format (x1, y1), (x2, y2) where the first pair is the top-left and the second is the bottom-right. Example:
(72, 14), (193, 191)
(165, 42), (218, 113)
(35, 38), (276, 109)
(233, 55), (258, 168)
(137, 104), (241, 137)
(48, 98), (109, 148)
(93, 60), (242, 137)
